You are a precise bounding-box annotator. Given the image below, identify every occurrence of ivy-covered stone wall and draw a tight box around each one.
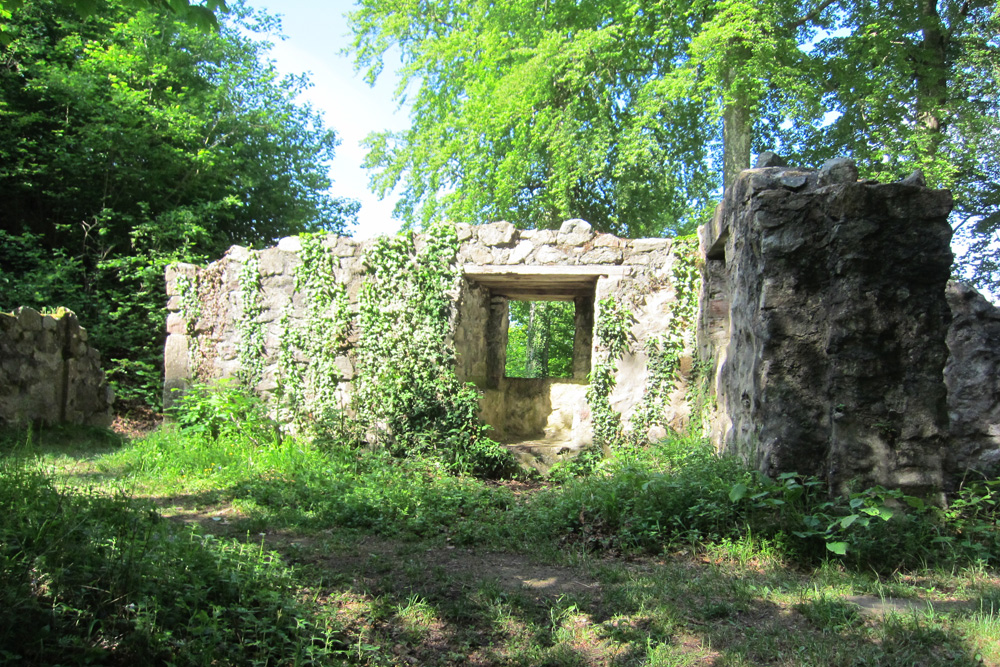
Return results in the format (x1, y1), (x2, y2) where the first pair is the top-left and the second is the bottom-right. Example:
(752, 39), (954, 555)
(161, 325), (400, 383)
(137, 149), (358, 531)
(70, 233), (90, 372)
(164, 219), (702, 451)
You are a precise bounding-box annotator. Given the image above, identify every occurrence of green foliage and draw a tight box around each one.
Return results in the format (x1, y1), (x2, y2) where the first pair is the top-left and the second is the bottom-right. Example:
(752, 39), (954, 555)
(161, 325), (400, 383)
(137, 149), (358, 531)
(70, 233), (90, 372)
(529, 438), (1000, 573)
(629, 235), (703, 436)
(0, 457), (346, 665)
(235, 250), (265, 390)
(168, 379), (281, 447)
(350, 0), (999, 288)
(274, 235), (352, 431)
(586, 296), (633, 451)
(349, 0), (716, 235)
(505, 300), (575, 378)
(0, 0), (357, 407)
(353, 222), (516, 477)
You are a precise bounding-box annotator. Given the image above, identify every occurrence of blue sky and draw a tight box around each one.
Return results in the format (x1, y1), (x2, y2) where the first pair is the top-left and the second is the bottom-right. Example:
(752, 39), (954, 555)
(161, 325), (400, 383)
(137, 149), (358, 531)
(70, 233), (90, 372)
(249, 0), (406, 239)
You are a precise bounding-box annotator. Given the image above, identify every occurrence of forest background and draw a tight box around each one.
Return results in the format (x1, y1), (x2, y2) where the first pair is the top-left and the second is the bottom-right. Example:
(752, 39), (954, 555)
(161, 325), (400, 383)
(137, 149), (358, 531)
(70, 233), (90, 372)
(0, 0), (997, 410)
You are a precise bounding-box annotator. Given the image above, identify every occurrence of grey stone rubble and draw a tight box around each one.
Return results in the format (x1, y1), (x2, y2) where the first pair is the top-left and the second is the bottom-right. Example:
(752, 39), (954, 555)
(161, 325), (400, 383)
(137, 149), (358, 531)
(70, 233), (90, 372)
(0, 307), (114, 428)
(165, 158), (1000, 496)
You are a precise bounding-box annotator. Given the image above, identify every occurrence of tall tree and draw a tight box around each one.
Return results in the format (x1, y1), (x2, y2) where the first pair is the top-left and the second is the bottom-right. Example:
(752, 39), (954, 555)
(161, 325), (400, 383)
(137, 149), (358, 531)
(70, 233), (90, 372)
(0, 0), (357, 407)
(352, 0), (999, 291)
(350, 0), (719, 237)
(772, 0), (999, 294)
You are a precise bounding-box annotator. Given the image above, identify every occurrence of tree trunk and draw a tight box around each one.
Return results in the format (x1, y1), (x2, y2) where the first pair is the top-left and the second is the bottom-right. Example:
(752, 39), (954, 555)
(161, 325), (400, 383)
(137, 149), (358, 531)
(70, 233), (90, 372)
(915, 0), (948, 155)
(722, 66), (751, 193)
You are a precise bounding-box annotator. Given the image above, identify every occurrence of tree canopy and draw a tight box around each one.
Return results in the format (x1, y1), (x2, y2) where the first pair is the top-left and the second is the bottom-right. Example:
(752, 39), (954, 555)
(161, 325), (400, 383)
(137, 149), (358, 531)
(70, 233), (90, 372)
(350, 0), (999, 291)
(0, 0), (357, 407)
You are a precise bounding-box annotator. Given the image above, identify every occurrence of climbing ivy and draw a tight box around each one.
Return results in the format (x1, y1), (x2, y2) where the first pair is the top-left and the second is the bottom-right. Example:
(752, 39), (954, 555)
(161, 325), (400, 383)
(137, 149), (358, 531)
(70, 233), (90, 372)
(629, 235), (702, 437)
(353, 221), (514, 476)
(174, 273), (201, 335)
(277, 234), (353, 430)
(586, 296), (633, 451)
(236, 251), (265, 391)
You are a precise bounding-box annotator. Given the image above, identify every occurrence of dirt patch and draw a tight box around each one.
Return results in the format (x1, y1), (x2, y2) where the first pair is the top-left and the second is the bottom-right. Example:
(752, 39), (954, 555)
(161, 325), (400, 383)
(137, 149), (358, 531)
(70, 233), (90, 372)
(303, 535), (600, 601)
(110, 406), (162, 439)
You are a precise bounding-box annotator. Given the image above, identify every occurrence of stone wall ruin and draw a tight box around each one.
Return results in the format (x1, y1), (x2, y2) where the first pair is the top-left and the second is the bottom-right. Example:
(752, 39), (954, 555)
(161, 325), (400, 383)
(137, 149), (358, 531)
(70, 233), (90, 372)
(165, 220), (698, 469)
(166, 157), (1000, 495)
(0, 307), (114, 428)
(697, 156), (1000, 497)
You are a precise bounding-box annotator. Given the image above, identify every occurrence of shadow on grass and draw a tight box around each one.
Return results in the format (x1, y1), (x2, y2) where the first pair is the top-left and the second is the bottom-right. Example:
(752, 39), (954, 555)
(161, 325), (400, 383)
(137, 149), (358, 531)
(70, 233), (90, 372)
(0, 424), (126, 459)
(248, 530), (999, 667)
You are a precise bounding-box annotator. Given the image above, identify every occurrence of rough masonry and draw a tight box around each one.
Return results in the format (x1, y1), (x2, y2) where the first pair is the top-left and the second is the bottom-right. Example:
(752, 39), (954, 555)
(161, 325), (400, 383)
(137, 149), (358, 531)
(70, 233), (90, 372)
(166, 157), (1000, 495)
(0, 307), (114, 428)
(165, 220), (697, 467)
(696, 156), (986, 498)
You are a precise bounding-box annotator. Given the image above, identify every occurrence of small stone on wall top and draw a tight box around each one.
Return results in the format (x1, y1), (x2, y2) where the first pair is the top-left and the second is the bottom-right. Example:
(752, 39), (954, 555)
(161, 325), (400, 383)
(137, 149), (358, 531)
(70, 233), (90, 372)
(558, 219), (594, 246)
(226, 245), (252, 262)
(478, 221), (516, 247)
(818, 157), (859, 186)
(277, 236), (303, 252)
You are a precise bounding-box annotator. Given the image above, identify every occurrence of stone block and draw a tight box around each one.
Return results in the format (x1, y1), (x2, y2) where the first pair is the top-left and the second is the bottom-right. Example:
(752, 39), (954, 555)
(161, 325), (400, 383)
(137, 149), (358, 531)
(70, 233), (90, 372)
(593, 234), (624, 247)
(166, 313), (187, 335)
(164, 334), (191, 380)
(16, 307), (42, 331)
(478, 221), (516, 246)
(165, 263), (199, 296)
(818, 157), (859, 186)
(557, 219), (594, 246)
(277, 236), (302, 252)
(508, 240), (534, 264)
(258, 248), (290, 276)
(226, 245), (252, 262)
(631, 238), (671, 253)
(581, 246), (623, 264)
(535, 245), (566, 264)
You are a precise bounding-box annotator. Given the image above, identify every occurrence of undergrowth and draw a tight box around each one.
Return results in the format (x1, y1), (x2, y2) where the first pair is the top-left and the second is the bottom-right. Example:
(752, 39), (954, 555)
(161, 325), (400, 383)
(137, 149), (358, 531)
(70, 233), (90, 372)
(2, 402), (998, 664)
(0, 456), (347, 666)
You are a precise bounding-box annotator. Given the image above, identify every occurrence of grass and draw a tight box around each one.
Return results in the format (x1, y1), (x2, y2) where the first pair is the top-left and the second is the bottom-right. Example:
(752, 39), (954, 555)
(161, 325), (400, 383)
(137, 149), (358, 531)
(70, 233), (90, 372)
(1, 421), (999, 666)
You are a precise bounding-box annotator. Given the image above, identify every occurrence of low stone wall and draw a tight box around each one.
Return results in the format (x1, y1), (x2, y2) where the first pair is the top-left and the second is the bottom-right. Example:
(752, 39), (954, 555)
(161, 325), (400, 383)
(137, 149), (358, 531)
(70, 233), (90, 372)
(0, 307), (113, 428)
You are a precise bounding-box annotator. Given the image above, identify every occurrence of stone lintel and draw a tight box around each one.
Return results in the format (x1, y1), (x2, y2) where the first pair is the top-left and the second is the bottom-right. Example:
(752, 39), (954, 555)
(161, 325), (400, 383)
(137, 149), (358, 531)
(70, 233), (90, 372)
(464, 265), (630, 301)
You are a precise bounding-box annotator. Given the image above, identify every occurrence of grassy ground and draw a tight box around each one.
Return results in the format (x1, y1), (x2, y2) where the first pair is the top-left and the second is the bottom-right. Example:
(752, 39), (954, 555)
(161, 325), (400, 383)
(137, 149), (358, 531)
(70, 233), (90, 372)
(1, 423), (998, 666)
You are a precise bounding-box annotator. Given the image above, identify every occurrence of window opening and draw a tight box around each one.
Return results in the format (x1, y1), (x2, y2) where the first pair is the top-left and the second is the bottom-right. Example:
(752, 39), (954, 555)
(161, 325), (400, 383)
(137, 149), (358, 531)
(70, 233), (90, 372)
(505, 300), (575, 378)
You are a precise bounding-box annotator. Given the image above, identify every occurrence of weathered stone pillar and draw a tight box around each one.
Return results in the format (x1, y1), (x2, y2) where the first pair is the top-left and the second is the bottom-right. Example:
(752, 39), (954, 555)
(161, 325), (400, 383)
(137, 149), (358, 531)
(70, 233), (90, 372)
(572, 296), (594, 380)
(699, 159), (954, 498)
(486, 295), (509, 389)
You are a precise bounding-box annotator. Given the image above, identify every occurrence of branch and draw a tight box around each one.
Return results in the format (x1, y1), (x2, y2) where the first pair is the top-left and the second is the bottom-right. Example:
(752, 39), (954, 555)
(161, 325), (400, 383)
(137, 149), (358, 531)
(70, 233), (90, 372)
(787, 0), (839, 30)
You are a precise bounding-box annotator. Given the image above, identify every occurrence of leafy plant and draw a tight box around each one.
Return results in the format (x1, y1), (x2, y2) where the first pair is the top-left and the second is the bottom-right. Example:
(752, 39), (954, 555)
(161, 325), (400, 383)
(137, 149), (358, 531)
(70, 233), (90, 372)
(353, 221), (516, 477)
(0, 456), (347, 665)
(168, 379), (281, 447)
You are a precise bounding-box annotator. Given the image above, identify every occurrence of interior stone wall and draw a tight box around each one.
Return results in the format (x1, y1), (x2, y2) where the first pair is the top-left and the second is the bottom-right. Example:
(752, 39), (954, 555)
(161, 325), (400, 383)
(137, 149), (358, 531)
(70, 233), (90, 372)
(0, 307), (113, 428)
(167, 160), (1000, 495)
(945, 281), (1000, 487)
